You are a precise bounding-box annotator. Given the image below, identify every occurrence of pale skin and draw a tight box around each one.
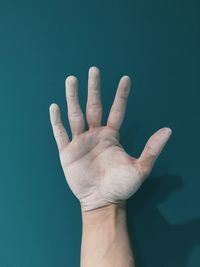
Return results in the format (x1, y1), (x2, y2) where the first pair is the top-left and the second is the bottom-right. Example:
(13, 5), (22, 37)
(49, 66), (172, 267)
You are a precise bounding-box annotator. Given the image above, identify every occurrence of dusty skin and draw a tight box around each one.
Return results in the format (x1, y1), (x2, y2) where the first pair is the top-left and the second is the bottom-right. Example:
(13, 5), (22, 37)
(49, 66), (172, 211)
(49, 66), (172, 267)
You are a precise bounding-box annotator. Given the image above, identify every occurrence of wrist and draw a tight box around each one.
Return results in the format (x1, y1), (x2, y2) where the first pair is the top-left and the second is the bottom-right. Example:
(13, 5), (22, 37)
(80, 201), (135, 267)
(81, 201), (126, 227)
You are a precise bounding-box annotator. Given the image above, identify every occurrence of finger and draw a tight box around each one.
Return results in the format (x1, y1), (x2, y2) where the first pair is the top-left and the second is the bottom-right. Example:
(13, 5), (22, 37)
(49, 103), (70, 152)
(138, 127), (172, 176)
(107, 75), (131, 130)
(86, 66), (102, 128)
(65, 75), (85, 137)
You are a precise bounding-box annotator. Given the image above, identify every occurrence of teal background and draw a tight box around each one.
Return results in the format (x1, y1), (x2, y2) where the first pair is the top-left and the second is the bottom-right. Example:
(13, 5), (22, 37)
(0, 0), (199, 266)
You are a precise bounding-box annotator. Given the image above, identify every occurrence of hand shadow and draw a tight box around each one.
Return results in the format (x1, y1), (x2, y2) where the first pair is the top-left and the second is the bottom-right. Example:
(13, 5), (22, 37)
(126, 171), (200, 267)
(121, 118), (200, 266)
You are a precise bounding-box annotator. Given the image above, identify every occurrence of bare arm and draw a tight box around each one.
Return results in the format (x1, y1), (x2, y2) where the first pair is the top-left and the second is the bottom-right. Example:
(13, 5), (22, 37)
(81, 203), (136, 267)
(49, 66), (172, 266)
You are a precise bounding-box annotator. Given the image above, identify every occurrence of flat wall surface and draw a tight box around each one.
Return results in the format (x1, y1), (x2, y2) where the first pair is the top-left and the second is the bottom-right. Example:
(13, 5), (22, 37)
(0, 0), (199, 266)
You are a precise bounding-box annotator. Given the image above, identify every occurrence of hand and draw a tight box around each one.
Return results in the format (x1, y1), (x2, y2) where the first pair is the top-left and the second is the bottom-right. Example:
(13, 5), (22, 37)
(49, 66), (172, 211)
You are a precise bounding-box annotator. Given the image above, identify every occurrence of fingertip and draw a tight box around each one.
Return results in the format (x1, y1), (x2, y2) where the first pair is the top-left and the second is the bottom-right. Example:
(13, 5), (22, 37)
(167, 127), (172, 135)
(49, 103), (62, 125)
(65, 75), (77, 87)
(166, 128), (172, 137)
(49, 103), (59, 113)
(122, 75), (131, 80)
(89, 66), (100, 75)
(120, 75), (131, 89)
(121, 75), (131, 82)
(160, 127), (172, 137)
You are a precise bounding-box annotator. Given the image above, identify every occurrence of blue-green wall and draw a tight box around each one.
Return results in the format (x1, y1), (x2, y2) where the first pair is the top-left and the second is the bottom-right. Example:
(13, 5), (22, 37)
(0, 0), (199, 266)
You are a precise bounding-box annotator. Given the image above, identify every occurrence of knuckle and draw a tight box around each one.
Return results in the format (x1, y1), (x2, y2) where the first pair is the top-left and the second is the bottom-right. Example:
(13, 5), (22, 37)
(87, 103), (102, 112)
(68, 110), (81, 118)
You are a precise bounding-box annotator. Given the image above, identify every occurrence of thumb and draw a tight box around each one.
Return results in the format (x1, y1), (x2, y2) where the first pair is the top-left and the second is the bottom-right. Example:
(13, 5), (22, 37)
(138, 127), (172, 177)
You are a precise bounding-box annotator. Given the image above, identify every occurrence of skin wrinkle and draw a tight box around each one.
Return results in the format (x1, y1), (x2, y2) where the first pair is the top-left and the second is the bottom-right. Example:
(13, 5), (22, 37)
(63, 127), (119, 165)
(63, 136), (118, 195)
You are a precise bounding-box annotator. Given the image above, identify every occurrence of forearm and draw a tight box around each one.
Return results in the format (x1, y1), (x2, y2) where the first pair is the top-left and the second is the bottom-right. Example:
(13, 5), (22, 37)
(80, 202), (136, 267)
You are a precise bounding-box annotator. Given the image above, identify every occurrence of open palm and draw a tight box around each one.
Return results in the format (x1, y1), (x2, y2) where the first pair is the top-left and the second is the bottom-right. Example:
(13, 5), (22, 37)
(49, 67), (172, 211)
